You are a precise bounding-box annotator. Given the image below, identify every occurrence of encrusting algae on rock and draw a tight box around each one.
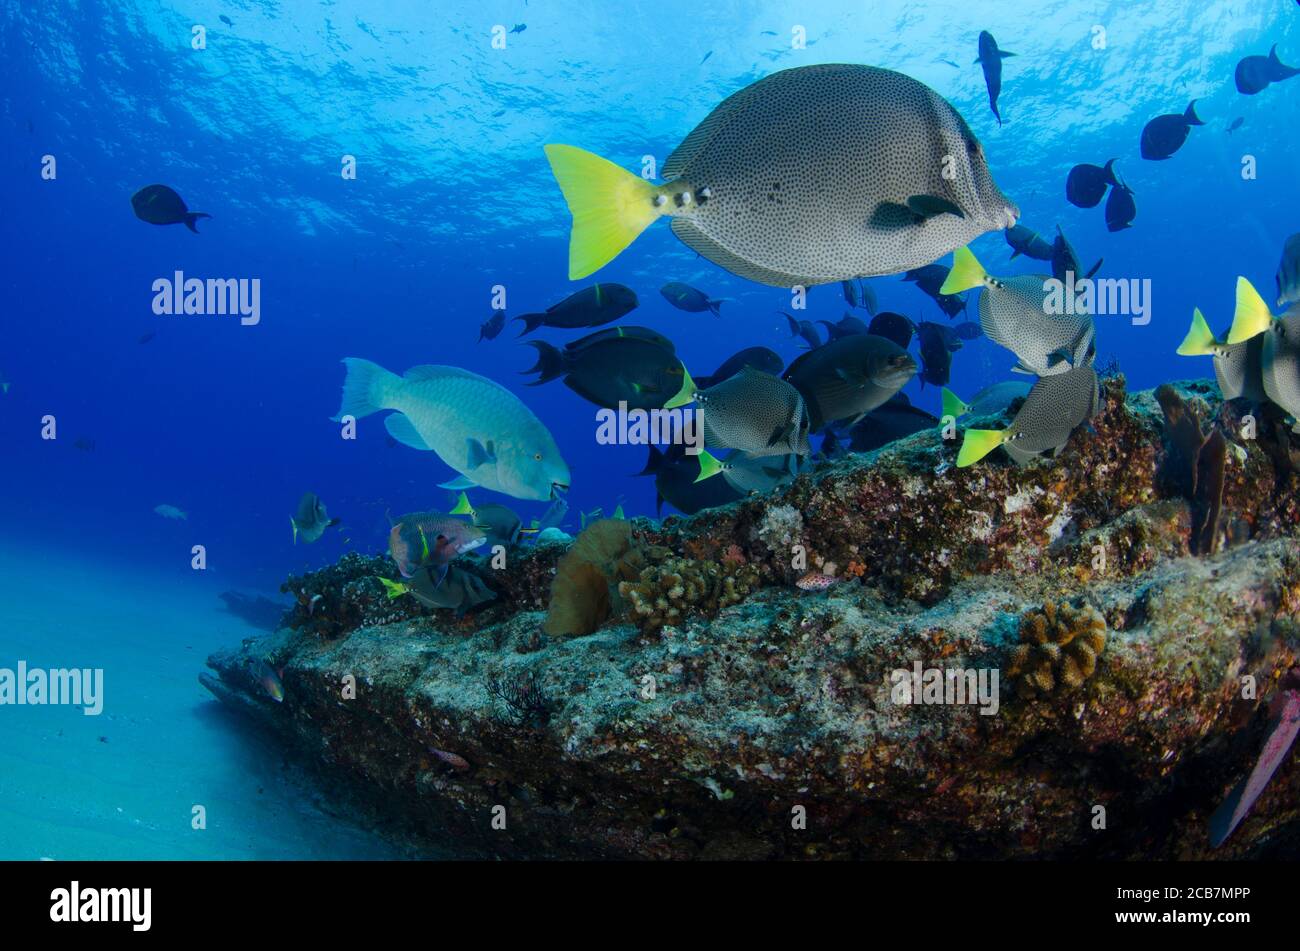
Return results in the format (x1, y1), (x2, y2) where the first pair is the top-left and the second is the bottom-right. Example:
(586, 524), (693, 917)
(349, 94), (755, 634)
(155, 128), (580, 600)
(1006, 601), (1107, 697)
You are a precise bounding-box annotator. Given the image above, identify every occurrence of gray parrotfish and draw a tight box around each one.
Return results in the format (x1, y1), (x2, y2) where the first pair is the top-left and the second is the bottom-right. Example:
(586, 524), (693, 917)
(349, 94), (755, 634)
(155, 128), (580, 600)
(546, 64), (1018, 285)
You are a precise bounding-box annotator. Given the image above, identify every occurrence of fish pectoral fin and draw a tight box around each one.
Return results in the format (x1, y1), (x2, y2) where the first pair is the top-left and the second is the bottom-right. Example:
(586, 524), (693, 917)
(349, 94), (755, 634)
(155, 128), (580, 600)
(465, 438), (497, 469)
(906, 195), (966, 221)
(384, 413), (432, 450)
(1046, 348), (1073, 368)
(1010, 361), (1036, 375)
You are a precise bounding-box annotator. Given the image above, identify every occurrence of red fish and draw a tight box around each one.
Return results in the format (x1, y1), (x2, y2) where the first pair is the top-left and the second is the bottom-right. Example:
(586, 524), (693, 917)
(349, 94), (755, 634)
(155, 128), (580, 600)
(1209, 683), (1300, 847)
(795, 572), (839, 592)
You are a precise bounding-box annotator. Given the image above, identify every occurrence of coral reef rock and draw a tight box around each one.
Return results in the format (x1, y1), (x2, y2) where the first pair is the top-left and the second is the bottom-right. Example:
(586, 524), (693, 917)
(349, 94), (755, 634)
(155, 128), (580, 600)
(203, 378), (1300, 859)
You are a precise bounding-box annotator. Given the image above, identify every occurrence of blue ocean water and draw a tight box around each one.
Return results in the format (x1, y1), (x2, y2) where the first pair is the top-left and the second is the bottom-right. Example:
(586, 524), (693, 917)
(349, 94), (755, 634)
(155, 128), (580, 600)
(1, 0), (1298, 858)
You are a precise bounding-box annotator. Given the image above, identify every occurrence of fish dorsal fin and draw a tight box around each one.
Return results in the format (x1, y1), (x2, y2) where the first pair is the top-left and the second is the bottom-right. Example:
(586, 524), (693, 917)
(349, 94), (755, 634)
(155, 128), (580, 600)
(670, 219), (816, 288)
(384, 413), (431, 450)
(663, 77), (768, 179)
(465, 437), (496, 469)
(404, 364), (490, 385)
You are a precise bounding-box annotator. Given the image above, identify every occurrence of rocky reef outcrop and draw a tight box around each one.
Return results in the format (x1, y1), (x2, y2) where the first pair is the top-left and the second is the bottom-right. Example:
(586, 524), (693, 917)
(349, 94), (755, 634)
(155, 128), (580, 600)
(202, 377), (1300, 859)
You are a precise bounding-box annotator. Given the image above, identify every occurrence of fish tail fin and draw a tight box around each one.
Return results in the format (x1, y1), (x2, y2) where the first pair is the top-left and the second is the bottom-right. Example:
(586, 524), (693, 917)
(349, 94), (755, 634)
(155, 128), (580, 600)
(940, 246), (986, 295)
(184, 212), (211, 233)
(941, 387), (970, 420)
(1176, 308), (1221, 356)
(1103, 159), (1119, 185)
(449, 491), (474, 516)
(999, 50), (1016, 58)
(1185, 100), (1205, 126)
(956, 428), (1007, 467)
(1226, 277), (1273, 344)
(521, 341), (566, 384)
(636, 445), (665, 476)
(693, 449), (725, 483)
(291, 517), (298, 544)
(332, 357), (399, 421)
(663, 365), (697, 408)
(543, 144), (661, 280)
(378, 577), (409, 600)
(708, 299), (723, 317)
(513, 312), (545, 336)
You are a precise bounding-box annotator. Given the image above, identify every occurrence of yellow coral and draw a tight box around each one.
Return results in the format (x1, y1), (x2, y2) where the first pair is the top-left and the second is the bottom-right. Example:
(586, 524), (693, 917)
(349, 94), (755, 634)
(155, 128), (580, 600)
(1006, 601), (1107, 698)
(617, 557), (760, 634)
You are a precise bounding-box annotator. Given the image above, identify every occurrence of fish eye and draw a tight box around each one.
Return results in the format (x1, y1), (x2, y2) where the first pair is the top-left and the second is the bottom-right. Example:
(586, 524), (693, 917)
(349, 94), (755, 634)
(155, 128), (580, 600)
(534, 452), (542, 460)
(965, 138), (982, 156)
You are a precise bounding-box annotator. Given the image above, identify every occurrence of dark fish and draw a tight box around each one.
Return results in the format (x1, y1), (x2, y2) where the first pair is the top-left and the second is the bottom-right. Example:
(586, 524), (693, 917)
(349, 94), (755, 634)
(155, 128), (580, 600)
(975, 30), (1015, 126)
(292, 491), (341, 544)
(660, 281), (724, 316)
(784, 334), (918, 429)
(915, 321), (962, 388)
(1065, 160), (1117, 208)
(509, 23), (526, 34)
(1105, 181), (1137, 232)
(219, 14), (233, 26)
(385, 564), (496, 617)
(478, 309), (506, 342)
(783, 313), (823, 350)
(138, 331), (156, 344)
(130, 184), (210, 233)
(1051, 226), (1102, 283)
(1235, 45), (1300, 95)
(514, 283), (638, 335)
(953, 320), (983, 340)
(903, 264), (968, 318)
(1139, 100), (1204, 160)
(700, 51), (713, 65)
(523, 326), (690, 411)
(867, 311), (915, 349)
(696, 346), (784, 388)
(1004, 224), (1054, 261)
(1276, 233), (1300, 307)
(73, 438), (95, 452)
(818, 314), (870, 341)
(859, 280), (879, 316)
(637, 443), (743, 515)
(1226, 116), (1244, 134)
(467, 502), (525, 550)
(847, 393), (938, 452)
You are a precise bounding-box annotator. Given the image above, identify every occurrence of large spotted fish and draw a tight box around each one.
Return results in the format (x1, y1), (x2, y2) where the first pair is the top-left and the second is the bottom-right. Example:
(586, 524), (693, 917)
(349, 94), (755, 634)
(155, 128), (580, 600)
(690, 368), (811, 461)
(545, 64), (1018, 286)
(1226, 278), (1300, 431)
(957, 364), (1101, 467)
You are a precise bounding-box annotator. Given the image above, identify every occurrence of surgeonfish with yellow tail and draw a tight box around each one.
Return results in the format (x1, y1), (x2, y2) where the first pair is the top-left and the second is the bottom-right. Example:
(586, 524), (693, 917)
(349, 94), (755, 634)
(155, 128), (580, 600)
(941, 381), (1032, 421)
(545, 64), (1017, 285)
(448, 492), (532, 550)
(332, 358), (570, 502)
(686, 367), (811, 460)
(956, 364), (1101, 467)
(1225, 277), (1300, 430)
(942, 245), (1095, 377)
(1175, 307), (1267, 403)
(379, 565), (496, 617)
(290, 492), (341, 544)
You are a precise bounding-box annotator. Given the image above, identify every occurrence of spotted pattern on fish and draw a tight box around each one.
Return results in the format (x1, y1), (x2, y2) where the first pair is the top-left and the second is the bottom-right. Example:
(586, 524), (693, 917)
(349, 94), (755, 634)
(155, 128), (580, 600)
(977, 274), (1095, 376)
(1261, 306), (1300, 429)
(795, 572), (839, 591)
(696, 368), (810, 457)
(1001, 364), (1101, 463)
(662, 64), (1018, 286)
(1277, 233), (1300, 308)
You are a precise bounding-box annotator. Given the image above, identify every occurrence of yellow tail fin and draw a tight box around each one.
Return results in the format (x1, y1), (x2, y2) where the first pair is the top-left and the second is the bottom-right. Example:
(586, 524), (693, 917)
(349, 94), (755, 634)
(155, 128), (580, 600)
(1176, 308), (1220, 356)
(1226, 276), (1273, 344)
(378, 577), (409, 600)
(940, 246), (987, 295)
(956, 428), (1007, 467)
(941, 387), (970, 419)
(449, 492), (474, 516)
(663, 365), (697, 409)
(544, 144), (662, 280)
(694, 449), (725, 483)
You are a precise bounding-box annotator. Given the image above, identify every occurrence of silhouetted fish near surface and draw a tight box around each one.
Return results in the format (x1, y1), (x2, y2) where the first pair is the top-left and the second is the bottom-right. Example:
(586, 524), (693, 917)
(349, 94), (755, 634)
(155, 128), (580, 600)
(915, 321), (962, 388)
(1276, 233), (1300, 307)
(1140, 100), (1204, 160)
(1004, 224), (1054, 261)
(130, 184), (210, 233)
(975, 30), (1015, 126)
(867, 311), (915, 349)
(219, 14), (233, 26)
(509, 23), (526, 34)
(1226, 116), (1244, 134)
(903, 264), (968, 318)
(660, 281), (725, 316)
(478, 309), (506, 342)
(1105, 180), (1137, 232)
(514, 283), (637, 335)
(695, 346), (784, 388)
(1065, 160), (1117, 208)
(545, 64), (1018, 284)
(783, 313), (823, 350)
(1235, 45), (1300, 95)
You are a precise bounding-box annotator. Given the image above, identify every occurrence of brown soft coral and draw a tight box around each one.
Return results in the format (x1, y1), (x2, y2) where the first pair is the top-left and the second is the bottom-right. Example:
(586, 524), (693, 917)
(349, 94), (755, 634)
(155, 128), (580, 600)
(618, 557), (760, 635)
(544, 520), (663, 637)
(1006, 601), (1107, 697)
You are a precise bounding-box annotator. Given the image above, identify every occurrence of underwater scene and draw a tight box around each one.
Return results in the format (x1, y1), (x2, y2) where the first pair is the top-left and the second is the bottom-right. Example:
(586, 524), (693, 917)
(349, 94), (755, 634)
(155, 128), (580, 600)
(3, 0), (1300, 873)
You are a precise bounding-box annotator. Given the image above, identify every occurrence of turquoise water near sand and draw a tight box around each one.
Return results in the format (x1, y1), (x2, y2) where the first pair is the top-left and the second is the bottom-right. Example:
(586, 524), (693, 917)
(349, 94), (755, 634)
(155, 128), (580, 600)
(0, 545), (394, 860)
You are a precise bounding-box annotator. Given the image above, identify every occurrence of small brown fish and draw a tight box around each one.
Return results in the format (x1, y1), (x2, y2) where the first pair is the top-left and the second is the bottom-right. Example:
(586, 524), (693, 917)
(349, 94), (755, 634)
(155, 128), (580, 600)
(795, 572), (839, 592)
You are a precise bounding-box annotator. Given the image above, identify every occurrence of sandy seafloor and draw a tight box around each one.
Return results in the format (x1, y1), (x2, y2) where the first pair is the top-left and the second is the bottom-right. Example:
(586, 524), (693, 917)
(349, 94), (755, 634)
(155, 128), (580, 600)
(0, 544), (396, 860)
